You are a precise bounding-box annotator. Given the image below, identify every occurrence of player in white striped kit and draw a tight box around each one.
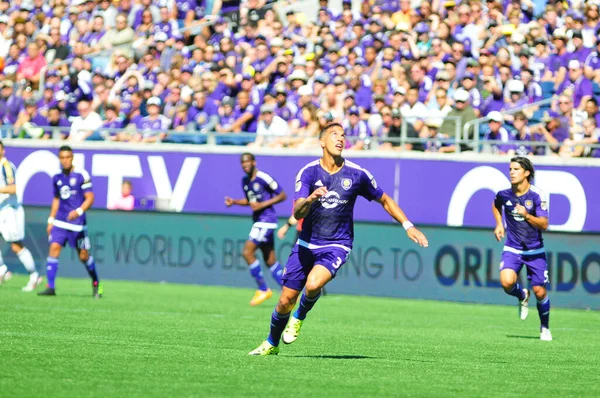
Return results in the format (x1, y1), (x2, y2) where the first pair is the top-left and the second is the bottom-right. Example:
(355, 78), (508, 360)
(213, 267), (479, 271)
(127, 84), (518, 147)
(0, 141), (41, 292)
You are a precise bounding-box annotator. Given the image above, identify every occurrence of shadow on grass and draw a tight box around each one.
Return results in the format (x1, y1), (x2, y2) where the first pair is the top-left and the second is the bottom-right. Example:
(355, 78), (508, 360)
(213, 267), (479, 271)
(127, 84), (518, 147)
(288, 355), (377, 360)
(506, 335), (539, 340)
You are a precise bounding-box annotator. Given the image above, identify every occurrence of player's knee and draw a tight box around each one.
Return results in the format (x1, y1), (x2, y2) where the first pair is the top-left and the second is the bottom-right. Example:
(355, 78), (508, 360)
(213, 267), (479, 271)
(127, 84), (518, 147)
(79, 251), (89, 262)
(242, 247), (254, 261)
(305, 280), (324, 296)
(10, 242), (23, 253)
(276, 295), (297, 312)
(532, 286), (547, 300)
(501, 279), (515, 291)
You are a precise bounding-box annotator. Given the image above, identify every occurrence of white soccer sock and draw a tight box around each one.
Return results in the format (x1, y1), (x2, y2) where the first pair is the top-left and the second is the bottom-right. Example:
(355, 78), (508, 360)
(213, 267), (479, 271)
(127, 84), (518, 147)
(17, 248), (36, 274)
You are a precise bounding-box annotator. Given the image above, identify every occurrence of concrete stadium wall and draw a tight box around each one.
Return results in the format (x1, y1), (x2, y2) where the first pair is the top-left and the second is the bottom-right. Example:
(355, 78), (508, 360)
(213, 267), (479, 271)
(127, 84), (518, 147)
(8, 207), (599, 310)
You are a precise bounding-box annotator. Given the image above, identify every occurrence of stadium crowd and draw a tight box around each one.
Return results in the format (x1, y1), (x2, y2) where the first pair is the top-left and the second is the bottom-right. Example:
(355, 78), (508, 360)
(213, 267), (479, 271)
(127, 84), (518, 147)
(0, 0), (599, 157)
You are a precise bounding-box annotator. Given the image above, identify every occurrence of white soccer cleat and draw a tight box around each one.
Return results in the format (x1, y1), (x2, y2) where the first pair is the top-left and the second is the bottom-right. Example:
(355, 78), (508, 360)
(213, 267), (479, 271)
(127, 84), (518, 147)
(519, 288), (530, 321)
(0, 265), (12, 285)
(540, 327), (553, 341)
(22, 272), (43, 292)
(282, 316), (303, 345)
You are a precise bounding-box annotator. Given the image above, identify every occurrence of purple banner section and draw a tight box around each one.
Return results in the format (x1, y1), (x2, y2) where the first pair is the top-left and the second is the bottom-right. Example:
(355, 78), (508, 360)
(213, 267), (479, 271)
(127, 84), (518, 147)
(7, 145), (599, 232)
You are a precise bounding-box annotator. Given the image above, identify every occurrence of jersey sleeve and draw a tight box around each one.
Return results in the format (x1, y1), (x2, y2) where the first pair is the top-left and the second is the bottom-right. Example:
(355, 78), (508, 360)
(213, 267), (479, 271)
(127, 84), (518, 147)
(53, 177), (59, 198)
(493, 192), (503, 210)
(359, 168), (384, 202)
(80, 170), (93, 193)
(534, 189), (549, 218)
(265, 176), (282, 195)
(293, 166), (312, 202)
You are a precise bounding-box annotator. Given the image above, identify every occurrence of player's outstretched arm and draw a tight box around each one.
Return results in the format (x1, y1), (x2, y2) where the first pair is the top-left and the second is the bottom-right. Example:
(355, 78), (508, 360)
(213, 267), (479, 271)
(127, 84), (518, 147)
(376, 193), (428, 247)
(224, 196), (249, 207)
(492, 201), (505, 241)
(293, 186), (328, 220)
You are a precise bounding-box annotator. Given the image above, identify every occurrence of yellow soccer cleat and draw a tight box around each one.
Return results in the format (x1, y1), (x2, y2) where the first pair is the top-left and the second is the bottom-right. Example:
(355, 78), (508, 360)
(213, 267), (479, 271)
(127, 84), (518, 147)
(248, 340), (279, 356)
(249, 289), (272, 306)
(282, 316), (303, 345)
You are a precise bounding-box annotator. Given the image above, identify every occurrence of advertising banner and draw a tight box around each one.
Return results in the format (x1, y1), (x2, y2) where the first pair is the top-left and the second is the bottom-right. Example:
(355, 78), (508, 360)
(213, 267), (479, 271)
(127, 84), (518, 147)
(6, 145), (599, 232)
(10, 208), (599, 310)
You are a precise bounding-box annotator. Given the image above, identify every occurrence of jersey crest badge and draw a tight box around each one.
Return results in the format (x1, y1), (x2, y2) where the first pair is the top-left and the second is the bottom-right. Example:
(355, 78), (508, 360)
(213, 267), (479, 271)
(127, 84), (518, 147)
(70, 177), (76, 187)
(341, 178), (352, 190)
(253, 182), (260, 191)
(525, 200), (533, 209)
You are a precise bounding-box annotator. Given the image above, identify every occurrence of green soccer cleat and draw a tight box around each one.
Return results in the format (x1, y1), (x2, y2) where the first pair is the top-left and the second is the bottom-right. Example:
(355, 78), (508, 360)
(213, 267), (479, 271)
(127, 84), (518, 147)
(93, 282), (103, 299)
(282, 316), (303, 345)
(248, 340), (279, 356)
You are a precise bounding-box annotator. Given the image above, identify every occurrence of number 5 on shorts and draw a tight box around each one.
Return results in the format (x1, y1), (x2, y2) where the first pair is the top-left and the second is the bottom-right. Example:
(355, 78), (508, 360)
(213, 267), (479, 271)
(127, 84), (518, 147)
(544, 270), (549, 284)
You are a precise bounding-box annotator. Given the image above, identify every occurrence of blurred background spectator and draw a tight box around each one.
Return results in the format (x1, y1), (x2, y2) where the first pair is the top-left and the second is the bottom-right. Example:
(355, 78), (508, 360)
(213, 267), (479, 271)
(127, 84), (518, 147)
(0, 0), (598, 156)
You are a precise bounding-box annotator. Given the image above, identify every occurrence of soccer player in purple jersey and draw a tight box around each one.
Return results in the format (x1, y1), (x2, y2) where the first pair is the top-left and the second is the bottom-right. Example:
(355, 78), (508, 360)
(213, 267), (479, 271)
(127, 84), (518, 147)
(224, 153), (287, 306)
(38, 146), (103, 298)
(249, 124), (428, 355)
(492, 157), (552, 341)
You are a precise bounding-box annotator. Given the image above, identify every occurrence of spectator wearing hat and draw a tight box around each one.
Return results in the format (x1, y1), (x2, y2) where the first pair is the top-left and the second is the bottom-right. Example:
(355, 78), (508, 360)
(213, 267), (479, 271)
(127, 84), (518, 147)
(584, 38), (600, 83)
(250, 103), (291, 148)
(423, 118), (455, 153)
(133, 96), (170, 143)
(459, 73), (482, 115)
(439, 88), (478, 149)
(557, 59), (593, 110)
(503, 80), (531, 118)
(530, 110), (570, 154)
(569, 29), (591, 65)
(482, 111), (513, 155)
(69, 100), (103, 141)
(343, 106), (372, 150)
(520, 69), (543, 104)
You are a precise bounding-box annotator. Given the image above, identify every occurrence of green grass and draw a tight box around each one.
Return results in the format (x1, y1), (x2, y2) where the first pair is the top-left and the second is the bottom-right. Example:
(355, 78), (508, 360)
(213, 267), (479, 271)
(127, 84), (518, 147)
(1, 276), (599, 398)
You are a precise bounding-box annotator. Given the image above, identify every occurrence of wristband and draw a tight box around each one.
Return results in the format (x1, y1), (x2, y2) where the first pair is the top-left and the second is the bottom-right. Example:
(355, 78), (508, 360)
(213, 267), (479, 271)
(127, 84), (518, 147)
(47, 217), (55, 224)
(286, 222), (292, 227)
(75, 207), (84, 216)
(402, 221), (414, 231)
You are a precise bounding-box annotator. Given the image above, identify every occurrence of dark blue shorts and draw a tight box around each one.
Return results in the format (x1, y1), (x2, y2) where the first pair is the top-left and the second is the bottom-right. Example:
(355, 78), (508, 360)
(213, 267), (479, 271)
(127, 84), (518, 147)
(282, 244), (350, 291)
(49, 226), (91, 250)
(501, 250), (548, 287)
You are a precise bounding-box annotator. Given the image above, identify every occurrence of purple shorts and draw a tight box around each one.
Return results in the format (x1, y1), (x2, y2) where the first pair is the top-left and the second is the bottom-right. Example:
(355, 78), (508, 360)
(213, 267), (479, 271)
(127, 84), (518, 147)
(248, 223), (275, 248)
(49, 226), (91, 250)
(501, 250), (549, 287)
(282, 244), (350, 291)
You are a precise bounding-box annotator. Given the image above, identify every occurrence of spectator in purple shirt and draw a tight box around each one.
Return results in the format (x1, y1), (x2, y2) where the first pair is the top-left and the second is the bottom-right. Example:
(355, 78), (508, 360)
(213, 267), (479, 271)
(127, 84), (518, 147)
(343, 106), (372, 150)
(43, 106), (71, 140)
(557, 60), (593, 110)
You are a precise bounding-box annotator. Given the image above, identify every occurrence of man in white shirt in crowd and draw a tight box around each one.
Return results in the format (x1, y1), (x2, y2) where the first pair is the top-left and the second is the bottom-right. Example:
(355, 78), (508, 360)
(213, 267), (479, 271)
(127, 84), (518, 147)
(69, 100), (103, 141)
(249, 104), (291, 148)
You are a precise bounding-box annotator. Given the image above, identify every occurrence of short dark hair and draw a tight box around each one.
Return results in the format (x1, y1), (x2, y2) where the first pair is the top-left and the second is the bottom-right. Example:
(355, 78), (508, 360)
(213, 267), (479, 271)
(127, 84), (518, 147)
(241, 152), (255, 161)
(511, 156), (534, 182)
(59, 145), (73, 153)
(319, 122), (343, 138)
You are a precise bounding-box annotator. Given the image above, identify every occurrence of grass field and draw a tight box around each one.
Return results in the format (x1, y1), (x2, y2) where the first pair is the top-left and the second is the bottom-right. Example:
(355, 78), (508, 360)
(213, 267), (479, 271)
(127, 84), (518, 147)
(1, 275), (599, 398)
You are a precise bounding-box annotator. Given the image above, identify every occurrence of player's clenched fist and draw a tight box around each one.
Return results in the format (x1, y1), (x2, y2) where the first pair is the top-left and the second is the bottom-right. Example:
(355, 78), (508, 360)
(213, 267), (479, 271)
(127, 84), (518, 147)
(309, 187), (328, 201)
(224, 196), (234, 207)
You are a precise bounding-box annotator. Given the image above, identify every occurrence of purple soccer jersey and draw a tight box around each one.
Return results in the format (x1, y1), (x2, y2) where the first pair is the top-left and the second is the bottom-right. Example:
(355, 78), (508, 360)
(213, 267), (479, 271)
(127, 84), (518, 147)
(50, 168), (93, 249)
(294, 159), (384, 250)
(494, 185), (549, 252)
(281, 159), (384, 290)
(242, 171), (282, 224)
(242, 170), (283, 247)
(495, 185), (550, 286)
